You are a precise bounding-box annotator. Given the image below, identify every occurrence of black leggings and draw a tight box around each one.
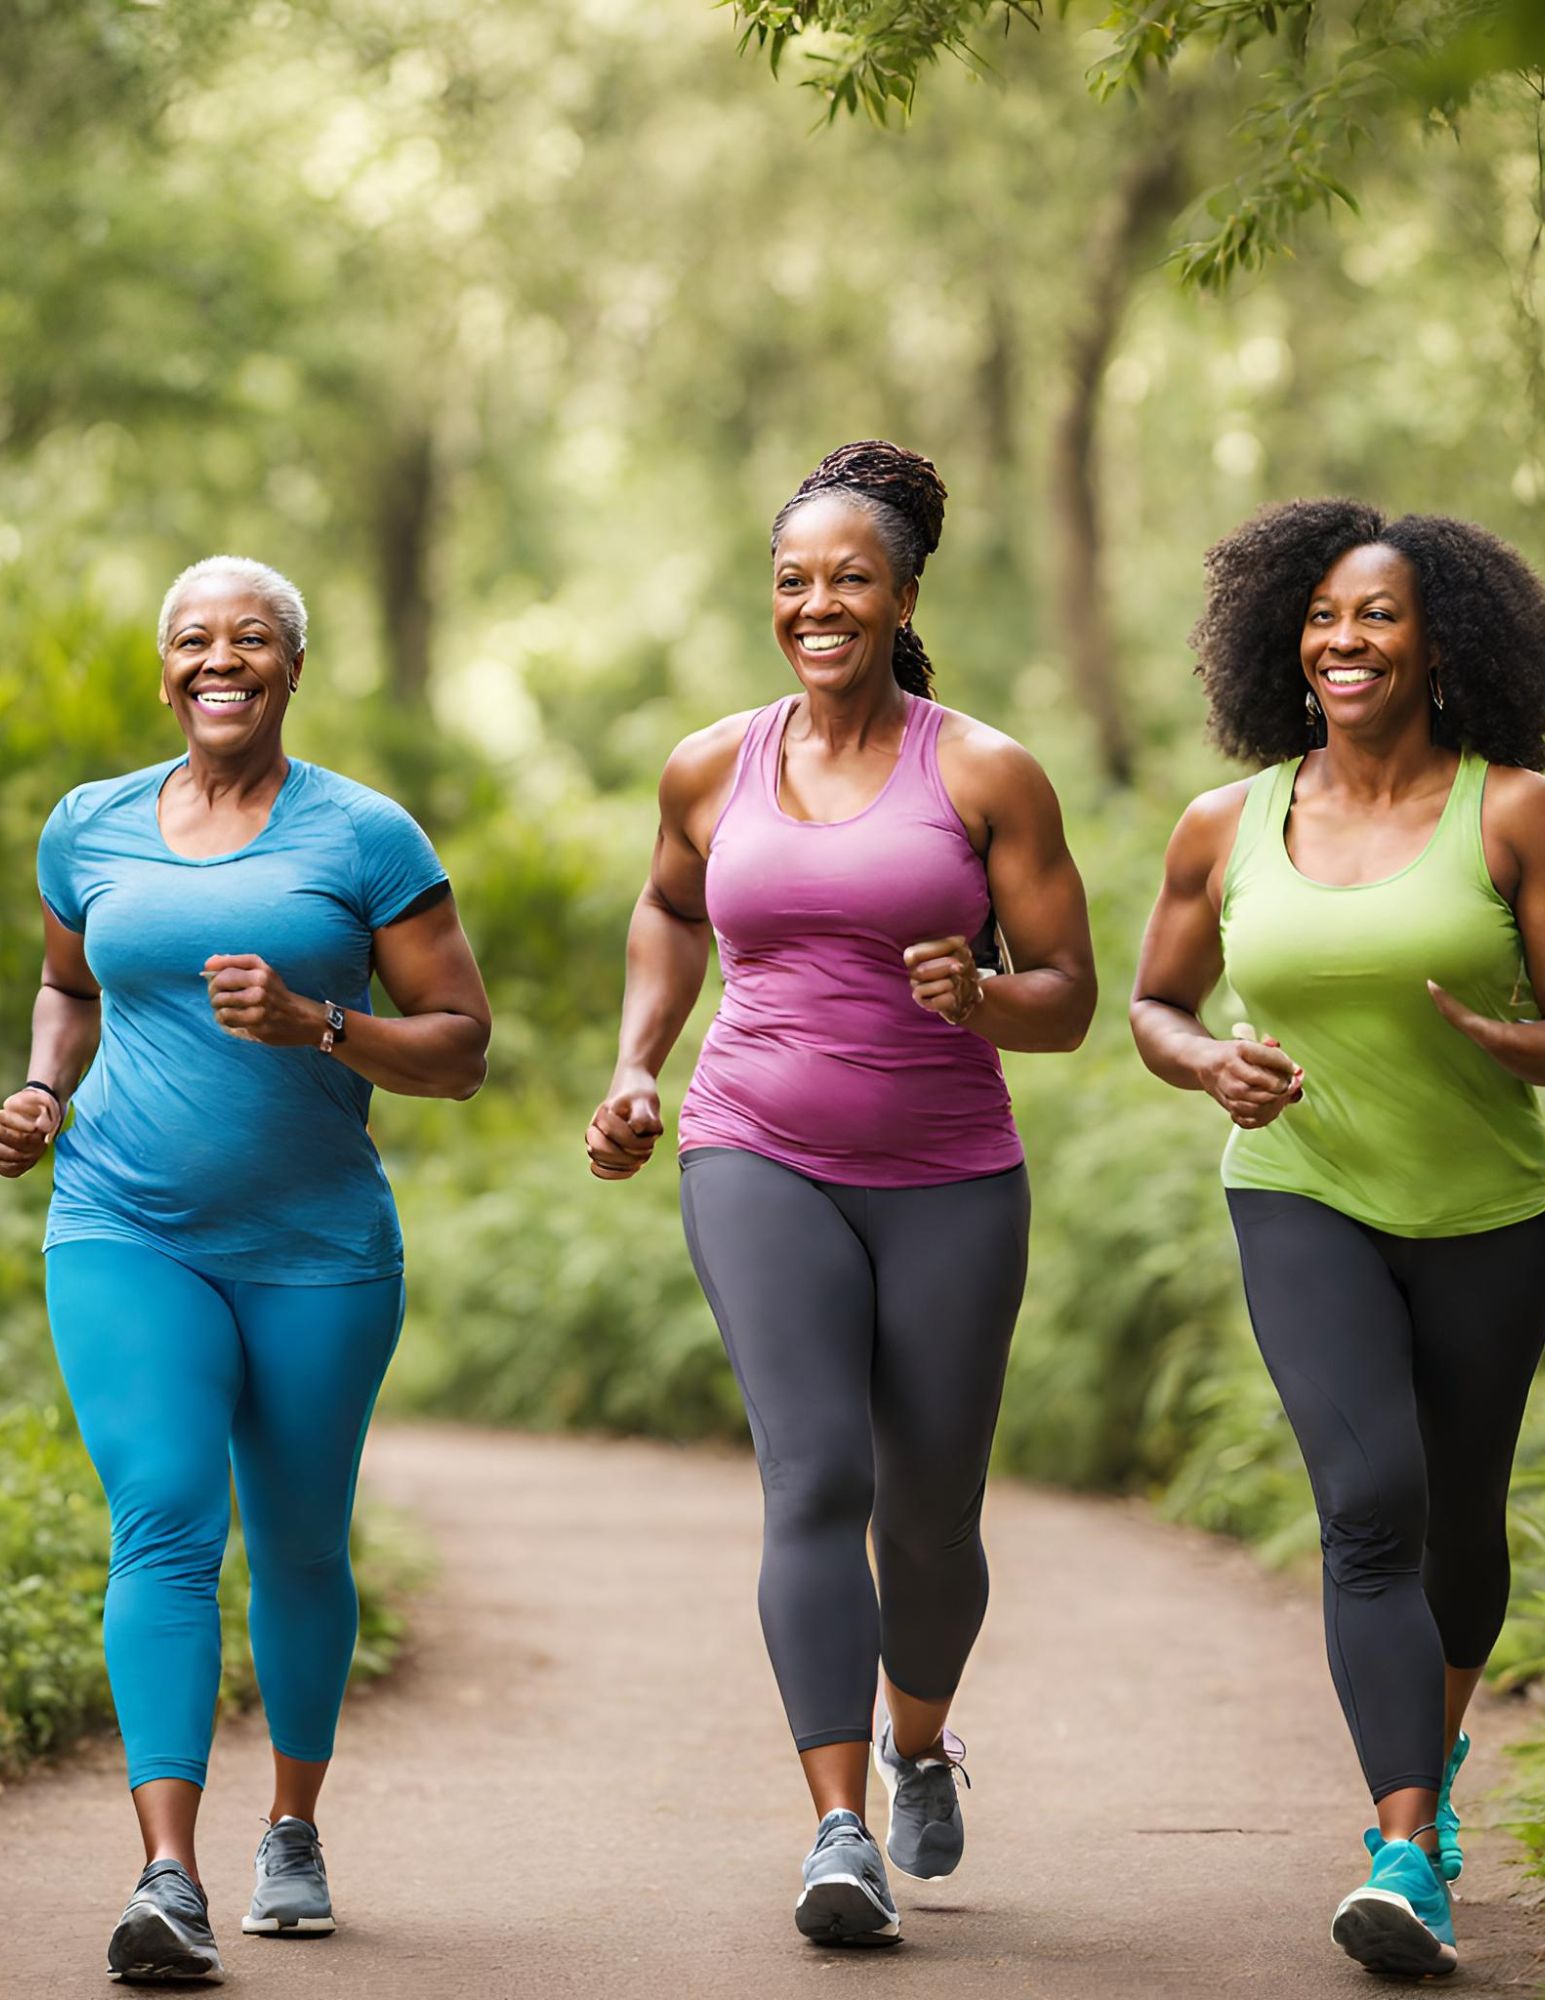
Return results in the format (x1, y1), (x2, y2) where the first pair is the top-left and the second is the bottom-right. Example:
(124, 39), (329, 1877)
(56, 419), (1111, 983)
(680, 1148), (1029, 1751)
(1227, 1189), (1545, 1800)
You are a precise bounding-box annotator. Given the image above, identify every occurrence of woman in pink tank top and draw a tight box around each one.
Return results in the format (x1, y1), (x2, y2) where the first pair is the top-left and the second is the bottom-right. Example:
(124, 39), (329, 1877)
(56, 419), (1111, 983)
(587, 441), (1096, 1947)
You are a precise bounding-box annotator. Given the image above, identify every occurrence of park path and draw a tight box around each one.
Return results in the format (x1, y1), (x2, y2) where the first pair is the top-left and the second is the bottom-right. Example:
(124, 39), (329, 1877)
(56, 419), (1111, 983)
(5, 1423), (1545, 1997)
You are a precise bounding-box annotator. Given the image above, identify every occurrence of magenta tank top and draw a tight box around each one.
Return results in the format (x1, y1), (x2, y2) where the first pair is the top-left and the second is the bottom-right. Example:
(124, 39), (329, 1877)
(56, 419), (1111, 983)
(678, 693), (1025, 1186)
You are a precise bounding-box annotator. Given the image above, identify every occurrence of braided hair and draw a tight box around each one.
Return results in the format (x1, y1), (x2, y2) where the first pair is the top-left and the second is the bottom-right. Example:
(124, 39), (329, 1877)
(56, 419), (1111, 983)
(770, 439), (948, 699)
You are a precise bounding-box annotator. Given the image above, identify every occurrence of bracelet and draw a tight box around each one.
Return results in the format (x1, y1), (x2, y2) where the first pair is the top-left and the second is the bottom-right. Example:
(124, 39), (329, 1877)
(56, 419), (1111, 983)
(24, 1079), (62, 1108)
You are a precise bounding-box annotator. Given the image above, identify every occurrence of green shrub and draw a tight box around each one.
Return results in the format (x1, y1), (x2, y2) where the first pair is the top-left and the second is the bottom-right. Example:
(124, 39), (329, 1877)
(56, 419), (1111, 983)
(0, 1407), (110, 1770)
(385, 1124), (741, 1441)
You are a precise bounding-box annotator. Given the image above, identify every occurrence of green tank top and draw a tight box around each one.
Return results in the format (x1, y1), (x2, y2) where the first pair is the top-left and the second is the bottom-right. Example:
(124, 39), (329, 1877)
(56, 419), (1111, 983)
(1219, 750), (1545, 1236)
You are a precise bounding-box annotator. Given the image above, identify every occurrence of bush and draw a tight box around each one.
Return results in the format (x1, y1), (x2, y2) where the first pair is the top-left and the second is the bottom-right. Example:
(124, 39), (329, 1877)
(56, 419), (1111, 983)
(0, 1407), (111, 1770)
(384, 1122), (741, 1441)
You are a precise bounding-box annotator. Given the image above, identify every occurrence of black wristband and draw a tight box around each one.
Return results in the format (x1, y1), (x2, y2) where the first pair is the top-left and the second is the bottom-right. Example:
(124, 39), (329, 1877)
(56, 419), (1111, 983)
(24, 1080), (62, 1109)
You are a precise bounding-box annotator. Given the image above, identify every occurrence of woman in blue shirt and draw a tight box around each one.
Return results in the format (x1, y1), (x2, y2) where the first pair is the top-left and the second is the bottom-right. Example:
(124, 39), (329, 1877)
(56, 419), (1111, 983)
(0, 556), (491, 1982)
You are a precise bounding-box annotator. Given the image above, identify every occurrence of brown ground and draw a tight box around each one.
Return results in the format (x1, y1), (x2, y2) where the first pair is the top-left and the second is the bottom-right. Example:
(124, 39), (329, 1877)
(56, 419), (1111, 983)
(5, 1423), (1545, 1997)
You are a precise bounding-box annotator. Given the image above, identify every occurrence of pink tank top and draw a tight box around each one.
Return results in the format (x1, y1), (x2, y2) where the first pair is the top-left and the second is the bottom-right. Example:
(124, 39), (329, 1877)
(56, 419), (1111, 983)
(678, 693), (1025, 1186)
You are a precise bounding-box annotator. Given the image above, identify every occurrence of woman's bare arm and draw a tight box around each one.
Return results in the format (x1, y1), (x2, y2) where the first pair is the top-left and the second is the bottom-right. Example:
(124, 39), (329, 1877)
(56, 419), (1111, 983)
(0, 904), (102, 1177)
(587, 715), (751, 1179)
(914, 726), (1096, 1053)
(1130, 784), (1300, 1127)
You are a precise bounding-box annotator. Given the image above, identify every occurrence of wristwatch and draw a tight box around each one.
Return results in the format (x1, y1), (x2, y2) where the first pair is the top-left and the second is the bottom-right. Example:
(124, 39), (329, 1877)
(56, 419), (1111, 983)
(320, 1001), (347, 1055)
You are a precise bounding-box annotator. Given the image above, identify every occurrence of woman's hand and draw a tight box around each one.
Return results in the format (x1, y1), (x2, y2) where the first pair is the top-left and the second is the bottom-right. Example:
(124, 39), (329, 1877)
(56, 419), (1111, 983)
(0, 1086), (63, 1178)
(903, 936), (985, 1026)
(202, 954), (321, 1047)
(1425, 979), (1545, 1082)
(1427, 981), (1498, 1048)
(586, 1073), (664, 1180)
(1201, 1028), (1303, 1130)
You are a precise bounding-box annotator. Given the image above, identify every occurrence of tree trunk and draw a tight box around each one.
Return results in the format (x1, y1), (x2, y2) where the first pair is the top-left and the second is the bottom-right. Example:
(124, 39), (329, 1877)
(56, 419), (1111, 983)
(975, 284), (1021, 570)
(374, 422), (437, 704)
(979, 286), (1017, 498)
(1049, 137), (1183, 787)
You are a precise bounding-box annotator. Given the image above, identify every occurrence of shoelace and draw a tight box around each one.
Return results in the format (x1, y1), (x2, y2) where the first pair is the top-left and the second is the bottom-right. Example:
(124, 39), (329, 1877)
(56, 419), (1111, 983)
(258, 1819), (324, 1878)
(934, 1727), (972, 1790)
(901, 1727), (972, 1795)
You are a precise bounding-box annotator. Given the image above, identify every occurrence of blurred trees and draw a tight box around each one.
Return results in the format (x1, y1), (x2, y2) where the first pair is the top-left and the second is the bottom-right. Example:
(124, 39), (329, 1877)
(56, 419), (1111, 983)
(9, 1), (1545, 785)
(730, 0), (1545, 284)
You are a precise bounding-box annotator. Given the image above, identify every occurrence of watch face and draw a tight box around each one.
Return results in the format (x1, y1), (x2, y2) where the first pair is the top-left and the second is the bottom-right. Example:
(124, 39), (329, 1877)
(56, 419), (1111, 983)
(326, 1002), (345, 1035)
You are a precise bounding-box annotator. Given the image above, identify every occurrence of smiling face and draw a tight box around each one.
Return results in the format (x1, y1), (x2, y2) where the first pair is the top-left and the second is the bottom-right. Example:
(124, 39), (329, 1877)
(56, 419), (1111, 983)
(159, 572), (302, 757)
(1301, 542), (1433, 741)
(772, 494), (918, 696)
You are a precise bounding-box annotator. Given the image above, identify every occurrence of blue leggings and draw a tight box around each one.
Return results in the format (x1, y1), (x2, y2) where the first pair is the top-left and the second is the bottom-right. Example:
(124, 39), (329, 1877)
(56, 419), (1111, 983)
(46, 1240), (404, 1791)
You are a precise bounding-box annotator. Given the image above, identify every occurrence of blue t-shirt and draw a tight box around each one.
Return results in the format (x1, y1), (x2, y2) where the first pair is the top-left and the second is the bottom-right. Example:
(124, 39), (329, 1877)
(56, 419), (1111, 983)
(37, 757), (449, 1283)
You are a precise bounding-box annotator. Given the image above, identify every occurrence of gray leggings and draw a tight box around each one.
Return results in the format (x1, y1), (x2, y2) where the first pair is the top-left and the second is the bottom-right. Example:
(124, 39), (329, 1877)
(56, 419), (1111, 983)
(679, 1147), (1030, 1750)
(1228, 1189), (1545, 1800)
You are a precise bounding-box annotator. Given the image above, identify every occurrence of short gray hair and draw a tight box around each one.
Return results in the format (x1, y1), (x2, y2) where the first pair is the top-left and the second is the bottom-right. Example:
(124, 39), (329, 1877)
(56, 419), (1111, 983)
(156, 556), (308, 663)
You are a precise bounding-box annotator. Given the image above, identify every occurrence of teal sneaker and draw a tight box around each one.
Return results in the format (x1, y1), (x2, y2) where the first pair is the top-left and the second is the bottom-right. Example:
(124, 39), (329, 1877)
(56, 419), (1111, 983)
(1331, 1830), (1457, 1977)
(1436, 1731), (1470, 1883)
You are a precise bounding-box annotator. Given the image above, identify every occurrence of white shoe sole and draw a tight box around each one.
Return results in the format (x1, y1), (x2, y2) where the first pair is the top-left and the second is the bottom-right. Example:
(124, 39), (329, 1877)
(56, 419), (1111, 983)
(108, 1901), (225, 1982)
(795, 1873), (902, 1947)
(1331, 1887), (1457, 1976)
(241, 1913), (336, 1935)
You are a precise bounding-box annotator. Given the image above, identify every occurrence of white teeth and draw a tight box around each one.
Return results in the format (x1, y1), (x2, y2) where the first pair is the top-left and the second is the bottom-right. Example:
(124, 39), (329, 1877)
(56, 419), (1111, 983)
(1324, 669), (1378, 685)
(799, 634), (854, 652)
(197, 689), (257, 704)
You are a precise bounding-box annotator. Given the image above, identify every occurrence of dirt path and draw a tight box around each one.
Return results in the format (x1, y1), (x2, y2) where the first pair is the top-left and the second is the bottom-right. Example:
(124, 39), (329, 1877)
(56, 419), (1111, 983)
(6, 1424), (1544, 1996)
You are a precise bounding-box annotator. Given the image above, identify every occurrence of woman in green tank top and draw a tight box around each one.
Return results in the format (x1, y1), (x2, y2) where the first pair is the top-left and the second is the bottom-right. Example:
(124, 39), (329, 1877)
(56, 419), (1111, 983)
(1131, 500), (1545, 1980)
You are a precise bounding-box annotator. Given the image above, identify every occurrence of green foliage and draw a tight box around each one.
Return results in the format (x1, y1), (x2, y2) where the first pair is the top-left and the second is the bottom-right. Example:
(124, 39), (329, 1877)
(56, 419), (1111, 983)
(726, 0), (1040, 121)
(727, 0), (1545, 290)
(0, 591), (183, 1058)
(0, 1407), (111, 1770)
(384, 1119), (742, 1439)
(1087, 0), (1316, 93)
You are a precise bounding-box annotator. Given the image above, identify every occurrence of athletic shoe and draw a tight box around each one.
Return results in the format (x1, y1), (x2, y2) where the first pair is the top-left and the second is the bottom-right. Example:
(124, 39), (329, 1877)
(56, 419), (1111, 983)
(873, 1714), (970, 1879)
(1330, 1829), (1458, 1977)
(241, 1816), (336, 1936)
(794, 1809), (902, 1947)
(1436, 1730), (1471, 1883)
(107, 1859), (225, 1983)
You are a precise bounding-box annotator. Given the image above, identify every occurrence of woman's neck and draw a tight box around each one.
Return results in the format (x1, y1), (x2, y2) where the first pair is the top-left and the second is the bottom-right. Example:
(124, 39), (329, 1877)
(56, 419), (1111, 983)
(1312, 725), (1454, 807)
(178, 741), (291, 809)
(796, 677), (909, 753)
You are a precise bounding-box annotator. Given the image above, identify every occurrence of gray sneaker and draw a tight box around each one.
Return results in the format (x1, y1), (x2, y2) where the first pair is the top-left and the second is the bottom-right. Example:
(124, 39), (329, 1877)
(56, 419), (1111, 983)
(874, 1717), (969, 1879)
(241, 1817), (336, 1936)
(107, 1859), (225, 1982)
(795, 1809), (902, 1947)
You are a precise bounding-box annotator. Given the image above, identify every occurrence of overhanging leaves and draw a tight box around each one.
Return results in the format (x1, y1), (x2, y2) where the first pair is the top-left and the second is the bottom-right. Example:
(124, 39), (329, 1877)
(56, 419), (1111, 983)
(726, 0), (1545, 283)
